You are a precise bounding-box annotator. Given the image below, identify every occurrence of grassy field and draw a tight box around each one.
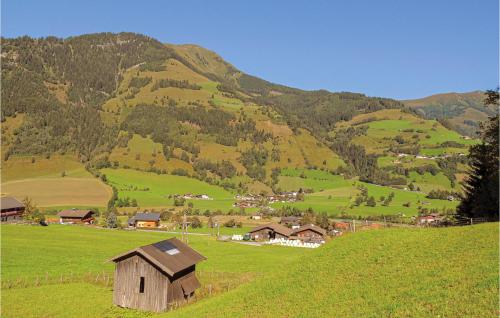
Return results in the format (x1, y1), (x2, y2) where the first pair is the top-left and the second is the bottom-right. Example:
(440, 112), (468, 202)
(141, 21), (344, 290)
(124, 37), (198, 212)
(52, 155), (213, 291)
(1, 223), (497, 317)
(1, 177), (112, 208)
(102, 168), (235, 210)
(170, 222), (498, 318)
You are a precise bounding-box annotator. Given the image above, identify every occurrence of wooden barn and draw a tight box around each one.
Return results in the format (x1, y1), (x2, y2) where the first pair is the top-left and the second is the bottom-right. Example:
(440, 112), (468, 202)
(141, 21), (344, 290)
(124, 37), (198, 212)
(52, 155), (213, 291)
(0, 197), (25, 222)
(248, 223), (293, 240)
(57, 209), (96, 224)
(292, 224), (327, 243)
(128, 212), (161, 228)
(110, 238), (206, 312)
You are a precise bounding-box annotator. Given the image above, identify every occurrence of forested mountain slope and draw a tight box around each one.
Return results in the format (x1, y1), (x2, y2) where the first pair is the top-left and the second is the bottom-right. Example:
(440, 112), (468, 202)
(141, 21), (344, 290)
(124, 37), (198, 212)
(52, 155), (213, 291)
(1, 32), (476, 198)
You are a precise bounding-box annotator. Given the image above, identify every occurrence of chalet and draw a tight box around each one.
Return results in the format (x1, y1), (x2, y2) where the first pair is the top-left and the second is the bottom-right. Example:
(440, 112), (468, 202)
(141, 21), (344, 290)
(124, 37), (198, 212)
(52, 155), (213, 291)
(0, 197), (25, 222)
(57, 209), (95, 224)
(128, 213), (161, 228)
(292, 224), (327, 243)
(110, 238), (206, 312)
(248, 223), (293, 240)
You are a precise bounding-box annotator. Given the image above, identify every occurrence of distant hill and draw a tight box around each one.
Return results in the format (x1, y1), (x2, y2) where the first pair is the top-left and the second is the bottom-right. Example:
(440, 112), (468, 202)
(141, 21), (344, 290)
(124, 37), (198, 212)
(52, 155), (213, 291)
(403, 91), (495, 136)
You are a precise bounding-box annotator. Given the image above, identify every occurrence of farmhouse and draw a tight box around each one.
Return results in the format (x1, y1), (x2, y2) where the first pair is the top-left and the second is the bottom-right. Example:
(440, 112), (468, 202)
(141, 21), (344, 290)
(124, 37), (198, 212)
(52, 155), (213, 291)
(292, 224), (327, 243)
(248, 223), (293, 240)
(128, 212), (161, 228)
(0, 196), (25, 222)
(57, 209), (95, 224)
(110, 238), (206, 312)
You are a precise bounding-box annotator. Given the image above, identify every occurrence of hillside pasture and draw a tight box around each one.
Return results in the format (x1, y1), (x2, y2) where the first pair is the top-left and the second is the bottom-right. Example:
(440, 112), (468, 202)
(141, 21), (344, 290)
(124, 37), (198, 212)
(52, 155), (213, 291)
(273, 172), (458, 217)
(1, 154), (91, 182)
(102, 168), (235, 210)
(171, 222), (499, 318)
(1, 177), (112, 208)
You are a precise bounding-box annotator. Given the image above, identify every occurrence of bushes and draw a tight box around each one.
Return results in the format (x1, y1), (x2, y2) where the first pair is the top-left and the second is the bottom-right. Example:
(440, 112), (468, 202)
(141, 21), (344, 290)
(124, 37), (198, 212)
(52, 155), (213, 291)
(223, 219), (242, 228)
(426, 189), (458, 200)
(128, 76), (152, 89)
(151, 79), (201, 91)
(171, 168), (189, 176)
(173, 197), (186, 206)
(188, 216), (202, 228)
(193, 159), (236, 180)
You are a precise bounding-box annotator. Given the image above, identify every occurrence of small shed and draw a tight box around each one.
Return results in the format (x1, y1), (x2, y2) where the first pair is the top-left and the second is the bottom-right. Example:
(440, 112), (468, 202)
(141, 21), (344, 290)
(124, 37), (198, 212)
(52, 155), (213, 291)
(128, 212), (161, 228)
(248, 223), (293, 240)
(57, 209), (95, 224)
(110, 238), (206, 312)
(292, 224), (327, 243)
(0, 197), (25, 222)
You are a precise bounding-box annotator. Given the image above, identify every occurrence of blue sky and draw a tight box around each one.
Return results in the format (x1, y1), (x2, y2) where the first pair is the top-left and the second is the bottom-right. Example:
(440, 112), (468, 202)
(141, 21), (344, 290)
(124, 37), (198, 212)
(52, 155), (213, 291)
(2, 0), (498, 99)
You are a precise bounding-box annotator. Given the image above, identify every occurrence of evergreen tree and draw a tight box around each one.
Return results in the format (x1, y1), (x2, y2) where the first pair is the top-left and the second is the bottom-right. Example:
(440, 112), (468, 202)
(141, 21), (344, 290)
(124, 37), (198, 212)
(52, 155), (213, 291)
(106, 207), (120, 228)
(366, 196), (377, 207)
(457, 89), (499, 221)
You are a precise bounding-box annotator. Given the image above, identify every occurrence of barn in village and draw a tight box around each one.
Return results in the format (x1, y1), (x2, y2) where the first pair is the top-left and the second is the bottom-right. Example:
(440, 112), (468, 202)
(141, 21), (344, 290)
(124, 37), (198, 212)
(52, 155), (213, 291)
(0, 196), (25, 222)
(248, 223), (293, 240)
(292, 224), (327, 243)
(110, 238), (206, 312)
(57, 209), (96, 224)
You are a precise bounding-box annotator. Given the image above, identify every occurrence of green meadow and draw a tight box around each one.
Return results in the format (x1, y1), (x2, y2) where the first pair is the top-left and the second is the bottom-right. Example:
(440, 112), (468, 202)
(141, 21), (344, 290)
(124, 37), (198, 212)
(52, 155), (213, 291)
(274, 168), (457, 217)
(1, 223), (497, 317)
(102, 168), (235, 210)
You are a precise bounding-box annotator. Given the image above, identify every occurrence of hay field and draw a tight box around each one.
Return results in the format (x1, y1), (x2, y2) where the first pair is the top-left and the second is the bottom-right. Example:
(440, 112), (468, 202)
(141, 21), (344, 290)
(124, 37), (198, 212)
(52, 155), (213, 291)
(1, 177), (112, 208)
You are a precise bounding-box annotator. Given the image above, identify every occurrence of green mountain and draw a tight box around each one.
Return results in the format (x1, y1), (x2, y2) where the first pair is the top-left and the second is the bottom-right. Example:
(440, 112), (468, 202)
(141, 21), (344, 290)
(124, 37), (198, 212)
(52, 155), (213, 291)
(1, 33), (477, 212)
(403, 91), (495, 136)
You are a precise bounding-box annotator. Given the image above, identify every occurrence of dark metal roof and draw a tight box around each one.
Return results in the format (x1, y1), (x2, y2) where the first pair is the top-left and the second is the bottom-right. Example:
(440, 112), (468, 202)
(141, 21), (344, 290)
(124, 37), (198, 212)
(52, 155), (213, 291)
(57, 209), (95, 218)
(292, 224), (327, 236)
(0, 197), (25, 210)
(248, 223), (294, 237)
(132, 212), (161, 222)
(280, 216), (301, 222)
(110, 238), (206, 276)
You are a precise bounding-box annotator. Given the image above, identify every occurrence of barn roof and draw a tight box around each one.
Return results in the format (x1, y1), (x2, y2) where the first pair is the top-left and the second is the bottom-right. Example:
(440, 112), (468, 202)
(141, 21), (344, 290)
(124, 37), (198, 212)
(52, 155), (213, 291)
(0, 197), (25, 210)
(132, 212), (161, 222)
(248, 223), (293, 237)
(280, 216), (301, 223)
(57, 209), (95, 218)
(110, 238), (206, 277)
(292, 224), (327, 236)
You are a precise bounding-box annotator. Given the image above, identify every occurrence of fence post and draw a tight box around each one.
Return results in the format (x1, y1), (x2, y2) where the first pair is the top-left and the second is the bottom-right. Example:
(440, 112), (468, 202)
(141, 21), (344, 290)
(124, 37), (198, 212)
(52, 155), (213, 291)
(470, 218), (473, 226)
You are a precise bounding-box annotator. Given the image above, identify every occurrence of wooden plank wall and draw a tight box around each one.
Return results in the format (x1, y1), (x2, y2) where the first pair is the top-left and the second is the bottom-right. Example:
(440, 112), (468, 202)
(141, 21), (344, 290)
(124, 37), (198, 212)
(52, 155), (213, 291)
(113, 255), (170, 312)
